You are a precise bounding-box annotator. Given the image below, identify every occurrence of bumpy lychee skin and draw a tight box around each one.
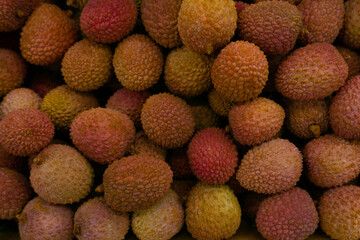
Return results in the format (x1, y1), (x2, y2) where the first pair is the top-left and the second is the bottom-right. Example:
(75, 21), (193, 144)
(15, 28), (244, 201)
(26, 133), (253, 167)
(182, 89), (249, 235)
(298, 0), (344, 44)
(70, 108), (135, 165)
(0, 167), (32, 220)
(74, 197), (130, 240)
(187, 127), (238, 185)
(238, 1), (302, 55)
(236, 138), (303, 194)
(186, 183), (241, 240)
(329, 75), (360, 140)
(30, 144), (94, 204)
(340, 0), (360, 50)
(103, 155), (173, 213)
(211, 41), (269, 102)
(141, 0), (182, 48)
(336, 46), (360, 79)
(141, 93), (195, 149)
(0, 108), (54, 157)
(0, 49), (27, 97)
(80, 0), (137, 44)
(61, 38), (113, 92)
(318, 185), (360, 240)
(208, 89), (234, 117)
(275, 43), (348, 100)
(113, 34), (164, 91)
(256, 187), (319, 240)
(303, 134), (360, 188)
(20, 3), (79, 66)
(229, 97), (285, 146)
(18, 197), (74, 240)
(190, 105), (220, 132)
(132, 190), (184, 240)
(0, 0), (40, 32)
(178, 0), (237, 54)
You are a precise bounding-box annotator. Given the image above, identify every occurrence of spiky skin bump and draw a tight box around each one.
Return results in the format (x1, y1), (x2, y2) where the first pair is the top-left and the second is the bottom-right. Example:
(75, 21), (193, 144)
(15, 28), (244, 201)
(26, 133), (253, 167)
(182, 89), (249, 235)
(0, 49), (27, 97)
(0, 0), (40, 32)
(103, 155), (173, 213)
(178, 0), (237, 54)
(30, 144), (94, 204)
(113, 34), (164, 91)
(186, 183), (241, 240)
(285, 99), (329, 139)
(318, 185), (360, 240)
(40, 85), (99, 130)
(128, 131), (167, 162)
(0, 108), (54, 157)
(0, 145), (26, 172)
(208, 89), (234, 117)
(303, 134), (360, 188)
(211, 41), (269, 102)
(132, 190), (184, 240)
(18, 197), (74, 240)
(329, 76), (360, 140)
(165, 46), (212, 97)
(168, 148), (193, 178)
(20, 3), (79, 66)
(70, 108), (135, 165)
(190, 105), (220, 132)
(106, 88), (151, 127)
(141, 0), (182, 48)
(236, 138), (302, 194)
(336, 46), (360, 78)
(61, 38), (113, 92)
(256, 187), (319, 240)
(298, 0), (344, 44)
(74, 197), (130, 240)
(141, 93), (195, 149)
(187, 127), (238, 185)
(80, 0), (137, 44)
(238, 1), (302, 55)
(0, 168), (32, 220)
(229, 97), (285, 146)
(0, 88), (41, 120)
(275, 43), (348, 100)
(341, 0), (360, 50)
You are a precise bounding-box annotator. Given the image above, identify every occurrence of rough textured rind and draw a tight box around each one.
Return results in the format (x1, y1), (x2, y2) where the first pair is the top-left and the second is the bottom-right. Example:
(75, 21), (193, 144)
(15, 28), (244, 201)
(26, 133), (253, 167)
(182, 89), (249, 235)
(256, 187), (319, 240)
(20, 3), (79, 66)
(275, 43), (348, 100)
(113, 34), (164, 91)
(80, 0), (137, 43)
(208, 89), (234, 117)
(140, 0), (182, 48)
(0, 108), (54, 157)
(165, 46), (212, 97)
(41, 85), (99, 130)
(340, 0), (360, 50)
(187, 127), (238, 185)
(238, 1), (302, 55)
(211, 41), (269, 102)
(61, 38), (113, 92)
(336, 46), (360, 78)
(30, 144), (94, 204)
(0, 167), (32, 220)
(18, 197), (74, 240)
(303, 134), (360, 188)
(128, 131), (167, 161)
(103, 155), (173, 213)
(106, 88), (151, 127)
(236, 138), (302, 194)
(186, 183), (241, 240)
(0, 49), (27, 97)
(0, 88), (41, 120)
(318, 185), (360, 240)
(74, 197), (130, 240)
(254, 0), (301, 4)
(141, 93), (195, 149)
(329, 75), (360, 140)
(298, 0), (344, 44)
(177, 0), (237, 54)
(132, 190), (184, 240)
(190, 104), (220, 132)
(285, 99), (329, 139)
(70, 107), (135, 165)
(229, 97), (285, 146)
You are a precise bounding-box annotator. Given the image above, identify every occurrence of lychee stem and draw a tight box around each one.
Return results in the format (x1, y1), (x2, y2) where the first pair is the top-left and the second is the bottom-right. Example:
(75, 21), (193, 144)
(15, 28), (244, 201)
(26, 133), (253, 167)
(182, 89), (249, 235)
(309, 124), (321, 138)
